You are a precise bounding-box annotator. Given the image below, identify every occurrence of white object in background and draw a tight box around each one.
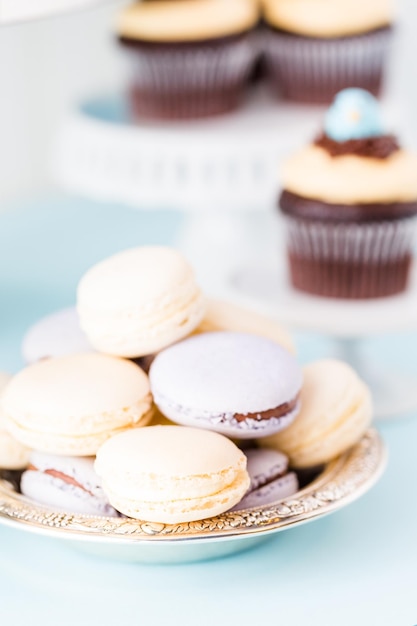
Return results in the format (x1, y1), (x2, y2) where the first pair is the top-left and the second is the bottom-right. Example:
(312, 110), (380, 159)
(0, 0), (115, 24)
(52, 89), (403, 211)
(227, 260), (417, 420)
(51, 90), (403, 292)
(51, 89), (327, 211)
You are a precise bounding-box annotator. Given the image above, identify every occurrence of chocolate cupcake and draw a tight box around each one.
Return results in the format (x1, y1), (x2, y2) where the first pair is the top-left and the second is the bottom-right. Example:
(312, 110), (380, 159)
(279, 89), (417, 299)
(117, 0), (259, 120)
(262, 0), (394, 103)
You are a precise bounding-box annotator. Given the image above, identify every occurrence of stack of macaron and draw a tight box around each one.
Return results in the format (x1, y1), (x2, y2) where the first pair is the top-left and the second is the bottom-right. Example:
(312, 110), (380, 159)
(116, 0), (394, 119)
(0, 246), (373, 524)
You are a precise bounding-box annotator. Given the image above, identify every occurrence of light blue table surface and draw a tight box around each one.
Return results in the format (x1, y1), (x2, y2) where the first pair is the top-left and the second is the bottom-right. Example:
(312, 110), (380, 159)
(1, 196), (417, 626)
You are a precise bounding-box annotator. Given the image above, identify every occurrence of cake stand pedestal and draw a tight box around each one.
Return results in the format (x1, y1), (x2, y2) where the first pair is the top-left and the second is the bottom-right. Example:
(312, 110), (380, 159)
(228, 260), (417, 420)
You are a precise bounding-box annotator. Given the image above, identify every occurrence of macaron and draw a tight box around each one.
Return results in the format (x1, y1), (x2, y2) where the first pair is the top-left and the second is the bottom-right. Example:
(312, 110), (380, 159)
(21, 452), (118, 516)
(246, 447), (291, 490)
(21, 306), (155, 373)
(261, 359), (373, 468)
(0, 372), (31, 470)
(196, 299), (295, 354)
(1, 354), (153, 456)
(231, 448), (299, 511)
(77, 246), (206, 358)
(22, 307), (92, 364)
(149, 331), (302, 439)
(95, 426), (250, 523)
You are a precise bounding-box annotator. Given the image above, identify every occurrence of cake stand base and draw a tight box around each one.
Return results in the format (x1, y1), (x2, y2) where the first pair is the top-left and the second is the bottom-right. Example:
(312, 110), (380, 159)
(227, 262), (417, 421)
(330, 338), (417, 420)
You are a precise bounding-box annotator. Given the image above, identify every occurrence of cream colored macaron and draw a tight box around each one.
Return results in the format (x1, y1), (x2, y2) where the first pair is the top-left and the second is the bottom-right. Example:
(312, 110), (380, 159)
(0, 372), (31, 469)
(77, 246), (206, 358)
(261, 359), (372, 468)
(95, 426), (250, 523)
(1, 354), (153, 456)
(196, 298), (295, 354)
(117, 0), (259, 43)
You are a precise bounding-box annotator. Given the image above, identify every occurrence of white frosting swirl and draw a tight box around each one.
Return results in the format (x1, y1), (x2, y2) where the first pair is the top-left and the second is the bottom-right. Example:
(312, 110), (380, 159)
(117, 0), (259, 42)
(263, 0), (394, 38)
(282, 145), (417, 205)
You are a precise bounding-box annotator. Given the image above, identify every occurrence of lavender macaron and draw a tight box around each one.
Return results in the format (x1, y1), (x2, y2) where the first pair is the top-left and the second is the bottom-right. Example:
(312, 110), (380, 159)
(231, 448), (298, 510)
(20, 452), (118, 516)
(149, 331), (302, 439)
(21, 307), (154, 373)
(22, 308), (92, 364)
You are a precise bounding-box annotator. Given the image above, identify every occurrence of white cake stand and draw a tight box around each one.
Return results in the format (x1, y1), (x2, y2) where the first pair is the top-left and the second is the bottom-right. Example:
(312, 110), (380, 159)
(51, 88), (330, 290)
(227, 256), (417, 420)
(51, 88), (327, 211)
(51, 90), (402, 290)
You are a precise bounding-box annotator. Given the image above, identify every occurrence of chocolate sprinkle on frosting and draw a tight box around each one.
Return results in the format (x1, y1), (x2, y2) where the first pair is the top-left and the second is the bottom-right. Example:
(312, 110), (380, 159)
(315, 133), (400, 159)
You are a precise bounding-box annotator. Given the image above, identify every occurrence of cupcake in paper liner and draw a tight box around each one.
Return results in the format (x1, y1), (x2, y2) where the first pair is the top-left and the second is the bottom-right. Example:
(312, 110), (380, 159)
(279, 88), (417, 299)
(261, 0), (394, 104)
(117, 0), (259, 120)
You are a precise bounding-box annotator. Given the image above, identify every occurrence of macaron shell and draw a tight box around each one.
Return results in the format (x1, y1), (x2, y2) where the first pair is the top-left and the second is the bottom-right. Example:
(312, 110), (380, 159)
(0, 372), (31, 469)
(196, 299), (295, 354)
(95, 426), (246, 487)
(2, 354), (151, 423)
(3, 408), (153, 457)
(1, 354), (153, 455)
(262, 359), (373, 468)
(245, 448), (289, 490)
(0, 429), (31, 470)
(150, 332), (301, 415)
(231, 472), (299, 511)
(77, 246), (206, 357)
(150, 332), (302, 438)
(22, 307), (92, 364)
(281, 389), (372, 468)
(101, 469), (249, 523)
(20, 471), (118, 517)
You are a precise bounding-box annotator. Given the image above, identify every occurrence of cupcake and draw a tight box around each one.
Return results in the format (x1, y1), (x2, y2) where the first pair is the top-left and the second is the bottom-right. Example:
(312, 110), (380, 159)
(279, 89), (417, 299)
(117, 0), (259, 120)
(262, 0), (394, 103)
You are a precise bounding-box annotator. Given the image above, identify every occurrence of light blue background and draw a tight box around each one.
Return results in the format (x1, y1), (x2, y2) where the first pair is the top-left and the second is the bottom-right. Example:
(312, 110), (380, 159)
(0, 196), (416, 626)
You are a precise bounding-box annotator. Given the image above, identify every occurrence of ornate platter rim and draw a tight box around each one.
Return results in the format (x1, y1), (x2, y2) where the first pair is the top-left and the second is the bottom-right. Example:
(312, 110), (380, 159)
(0, 429), (386, 544)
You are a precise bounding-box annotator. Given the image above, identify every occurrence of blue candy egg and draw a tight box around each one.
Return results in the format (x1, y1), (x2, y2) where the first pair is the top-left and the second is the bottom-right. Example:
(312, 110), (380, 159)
(324, 88), (383, 142)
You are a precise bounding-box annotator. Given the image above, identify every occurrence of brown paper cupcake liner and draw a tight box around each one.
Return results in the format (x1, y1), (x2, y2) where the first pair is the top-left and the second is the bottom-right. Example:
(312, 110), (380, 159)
(121, 34), (257, 119)
(263, 26), (392, 104)
(283, 216), (416, 299)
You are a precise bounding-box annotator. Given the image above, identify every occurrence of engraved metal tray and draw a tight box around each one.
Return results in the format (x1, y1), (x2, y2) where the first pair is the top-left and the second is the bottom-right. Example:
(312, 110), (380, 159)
(0, 429), (386, 564)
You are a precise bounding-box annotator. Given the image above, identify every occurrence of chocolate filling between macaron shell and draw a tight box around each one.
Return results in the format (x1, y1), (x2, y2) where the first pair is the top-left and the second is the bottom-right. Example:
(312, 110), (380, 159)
(233, 393), (299, 423)
(27, 465), (94, 497)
